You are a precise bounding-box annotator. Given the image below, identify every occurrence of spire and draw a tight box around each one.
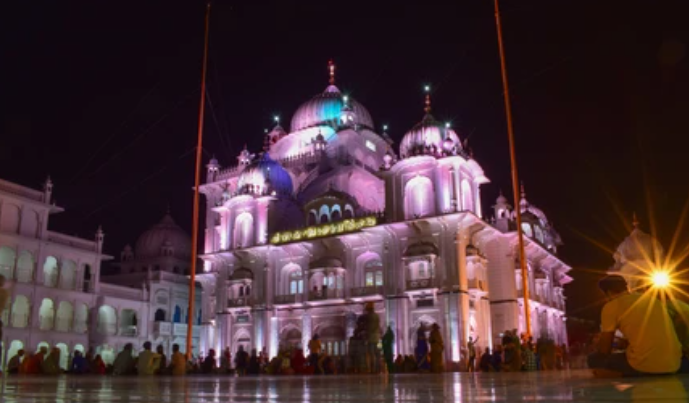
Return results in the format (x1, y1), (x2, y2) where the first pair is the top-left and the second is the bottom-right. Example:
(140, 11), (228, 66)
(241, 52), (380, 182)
(424, 85), (432, 114)
(273, 115), (280, 126)
(520, 182), (526, 199)
(328, 59), (336, 85)
(632, 212), (639, 229)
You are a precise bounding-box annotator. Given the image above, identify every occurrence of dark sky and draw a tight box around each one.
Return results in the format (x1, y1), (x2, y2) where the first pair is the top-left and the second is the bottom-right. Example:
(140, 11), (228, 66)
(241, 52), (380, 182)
(3, 0), (688, 320)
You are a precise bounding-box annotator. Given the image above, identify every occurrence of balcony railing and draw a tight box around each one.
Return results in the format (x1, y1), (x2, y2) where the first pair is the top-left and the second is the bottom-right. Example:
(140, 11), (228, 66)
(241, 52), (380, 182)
(120, 325), (138, 337)
(227, 297), (253, 308)
(406, 278), (433, 290)
(274, 294), (303, 305)
(153, 321), (172, 336)
(172, 323), (201, 338)
(350, 286), (384, 298)
(308, 289), (345, 301)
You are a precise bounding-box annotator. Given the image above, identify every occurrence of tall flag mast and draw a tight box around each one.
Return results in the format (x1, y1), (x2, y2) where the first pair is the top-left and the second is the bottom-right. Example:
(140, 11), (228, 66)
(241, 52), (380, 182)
(493, 0), (532, 336)
(187, 1), (211, 359)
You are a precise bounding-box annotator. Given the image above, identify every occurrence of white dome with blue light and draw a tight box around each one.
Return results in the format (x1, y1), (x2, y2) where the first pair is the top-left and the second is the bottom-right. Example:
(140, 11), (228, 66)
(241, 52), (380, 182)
(237, 152), (293, 197)
(290, 85), (374, 132)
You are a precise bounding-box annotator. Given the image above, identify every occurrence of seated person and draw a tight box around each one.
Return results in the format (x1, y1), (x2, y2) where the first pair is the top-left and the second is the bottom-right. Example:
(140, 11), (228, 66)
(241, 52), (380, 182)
(588, 275), (682, 377)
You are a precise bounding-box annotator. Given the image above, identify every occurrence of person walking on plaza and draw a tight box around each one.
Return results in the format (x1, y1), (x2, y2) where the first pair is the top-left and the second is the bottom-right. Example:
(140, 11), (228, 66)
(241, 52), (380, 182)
(202, 349), (217, 374)
(137, 341), (161, 376)
(382, 326), (395, 374)
(235, 346), (249, 376)
(588, 275), (682, 377)
(467, 336), (479, 372)
(169, 344), (187, 376)
(113, 343), (136, 375)
(70, 350), (88, 374)
(308, 334), (322, 374)
(7, 349), (24, 374)
(415, 326), (430, 371)
(429, 323), (445, 373)
(364, 302), (381, 373)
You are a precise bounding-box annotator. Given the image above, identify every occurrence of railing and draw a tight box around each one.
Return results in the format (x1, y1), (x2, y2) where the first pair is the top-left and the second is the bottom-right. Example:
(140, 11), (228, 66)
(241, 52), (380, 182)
(153, 322), (172, 336)
(274, 294), (302, 305)
(172, 323), (200, 337)
(406, 278), (433, 290)
(99, 283), (145, 300)
(151, 271), (192, 285)
(120, 325), (138, 337)
(227, 297), (253, 308)
(350, 286), (384, 298)
(309, 289), (345, 301)
(46, 231), (97, 252)
(0, 179), (45, 202)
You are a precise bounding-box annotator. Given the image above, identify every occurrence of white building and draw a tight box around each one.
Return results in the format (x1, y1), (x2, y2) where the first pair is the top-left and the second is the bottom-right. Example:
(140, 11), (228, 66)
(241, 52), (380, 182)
(197, 66), (572, 365)
(0, 178), (202, 371)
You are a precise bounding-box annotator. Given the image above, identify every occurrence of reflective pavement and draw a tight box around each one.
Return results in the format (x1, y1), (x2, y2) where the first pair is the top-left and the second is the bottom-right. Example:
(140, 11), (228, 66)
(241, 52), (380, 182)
(1, 370), (688, 402)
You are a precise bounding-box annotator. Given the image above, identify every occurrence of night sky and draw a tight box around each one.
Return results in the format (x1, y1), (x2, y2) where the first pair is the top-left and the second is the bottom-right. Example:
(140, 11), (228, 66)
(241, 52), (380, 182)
(3, 1), (688, 321)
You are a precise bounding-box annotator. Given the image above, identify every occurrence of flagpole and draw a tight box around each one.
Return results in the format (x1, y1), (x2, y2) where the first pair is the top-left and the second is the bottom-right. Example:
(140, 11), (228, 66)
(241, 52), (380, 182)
(493, 0), (532, 336)
(187, 0), (211, 359)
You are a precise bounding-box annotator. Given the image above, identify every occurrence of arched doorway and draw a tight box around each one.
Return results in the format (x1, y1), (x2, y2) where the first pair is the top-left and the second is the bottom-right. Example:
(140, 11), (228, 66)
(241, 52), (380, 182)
(0, 246), (16, 280)
(404, 176), (434, 219)
(16, 251), (34, 283)
(55, 343), (69, 370)
(97, 305), (117, 335)
(74, 303), (89, 334)
(59, 260), (76, 290)
(43, 256), (58, 287)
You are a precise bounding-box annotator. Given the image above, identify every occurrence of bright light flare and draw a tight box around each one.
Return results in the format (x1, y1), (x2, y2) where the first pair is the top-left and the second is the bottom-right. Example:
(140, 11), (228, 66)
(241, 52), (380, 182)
(651, 270), (671, 288)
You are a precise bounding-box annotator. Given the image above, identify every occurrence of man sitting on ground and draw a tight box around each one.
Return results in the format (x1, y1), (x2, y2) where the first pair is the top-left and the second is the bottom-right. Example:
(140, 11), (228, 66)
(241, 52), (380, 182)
(588, 275), (682, 377)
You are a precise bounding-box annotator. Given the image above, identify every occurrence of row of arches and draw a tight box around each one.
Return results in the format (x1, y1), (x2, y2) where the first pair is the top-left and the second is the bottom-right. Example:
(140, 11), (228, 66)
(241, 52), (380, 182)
(403, 175), (474, 220)
(306, 203), (355, 225)
(1, 296), (89, 333)
(0, 203), (40, 238)
(0, 247), (92, 291)
(2, 341), (86, 372)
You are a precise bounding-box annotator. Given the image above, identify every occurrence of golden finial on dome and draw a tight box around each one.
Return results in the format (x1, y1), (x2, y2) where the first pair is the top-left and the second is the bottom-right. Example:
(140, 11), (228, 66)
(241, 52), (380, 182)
(632, 212), (639, 229)
(328, 59), (336, 85)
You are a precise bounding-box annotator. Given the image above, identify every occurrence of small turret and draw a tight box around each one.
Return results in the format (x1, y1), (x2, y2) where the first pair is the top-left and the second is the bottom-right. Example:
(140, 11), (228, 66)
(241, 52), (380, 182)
(206, 156), (220, 183)
(493, 190), (511, 232)
(43, 176), (53, 204)
(237, 145), (253, 167)
(95, 226), (105, 254)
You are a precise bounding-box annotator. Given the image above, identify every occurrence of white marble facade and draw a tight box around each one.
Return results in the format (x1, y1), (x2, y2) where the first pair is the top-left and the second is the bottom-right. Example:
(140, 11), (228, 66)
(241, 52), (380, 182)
(0, 179), (203, 371)
(198, 68), (572, 365)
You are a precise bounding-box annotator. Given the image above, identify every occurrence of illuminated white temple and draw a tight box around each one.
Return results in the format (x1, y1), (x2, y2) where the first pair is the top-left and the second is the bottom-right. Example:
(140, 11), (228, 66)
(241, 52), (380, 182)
(197, 64), (572, 363)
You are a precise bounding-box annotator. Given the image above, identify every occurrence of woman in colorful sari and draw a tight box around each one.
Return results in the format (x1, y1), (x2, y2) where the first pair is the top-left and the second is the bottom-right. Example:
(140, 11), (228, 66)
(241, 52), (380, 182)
(415, 326), (430, 371)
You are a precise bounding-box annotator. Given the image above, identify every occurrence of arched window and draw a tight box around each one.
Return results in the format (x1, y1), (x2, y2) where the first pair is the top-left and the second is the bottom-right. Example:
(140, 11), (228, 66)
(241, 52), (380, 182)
(331, 205), (342, 222)
(60, 260), (76, 290)
(74, 303), (89, 333)
(233, 212), (254, 248)
(404, 176), (434, 219)
(55, 301), (74, 332)
(521, 223), (533, 238)
(16, 251), (34, 283)
(534, 225), (545, 243)
(83, 265), (92, 292)
(11, 295), (30, 328)
(0, 246), (16, 280)
(43, 256), (58, 287)
(461, 179), (474, 212)
(39, 298), (55, 331)
(289, 269), (303, 295)
(154, 309), (166, 322)
(97, 306), (117, 335)
(344, 204), (354, 219)
(307, 210), (318, 226)
(364, 260), (384, 287)
(173, 305), (182, 323)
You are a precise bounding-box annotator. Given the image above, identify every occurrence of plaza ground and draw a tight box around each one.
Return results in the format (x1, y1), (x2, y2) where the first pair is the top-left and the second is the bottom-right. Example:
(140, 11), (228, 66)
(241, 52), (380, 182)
(0, 370), (687, 402)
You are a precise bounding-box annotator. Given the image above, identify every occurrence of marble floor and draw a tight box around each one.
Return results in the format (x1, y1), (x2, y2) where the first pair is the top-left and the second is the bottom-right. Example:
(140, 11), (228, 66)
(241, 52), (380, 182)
(1, 370), (688, 402)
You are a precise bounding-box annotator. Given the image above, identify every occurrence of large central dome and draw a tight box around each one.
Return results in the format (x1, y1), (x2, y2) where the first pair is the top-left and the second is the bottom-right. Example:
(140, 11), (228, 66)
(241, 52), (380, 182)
(290, 85), (374, 132)
(135, 214), (191, 259)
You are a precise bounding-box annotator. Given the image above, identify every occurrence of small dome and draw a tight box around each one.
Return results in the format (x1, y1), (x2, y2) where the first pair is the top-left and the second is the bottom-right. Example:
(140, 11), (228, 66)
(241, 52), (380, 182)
(135, 214), (191, 259)
(496, 192), (508, 205)
(266, 125), (287, 145)
(237, 152), (293, 197)
(290, 85), (374, 132)
(399, 114), (462, 159)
